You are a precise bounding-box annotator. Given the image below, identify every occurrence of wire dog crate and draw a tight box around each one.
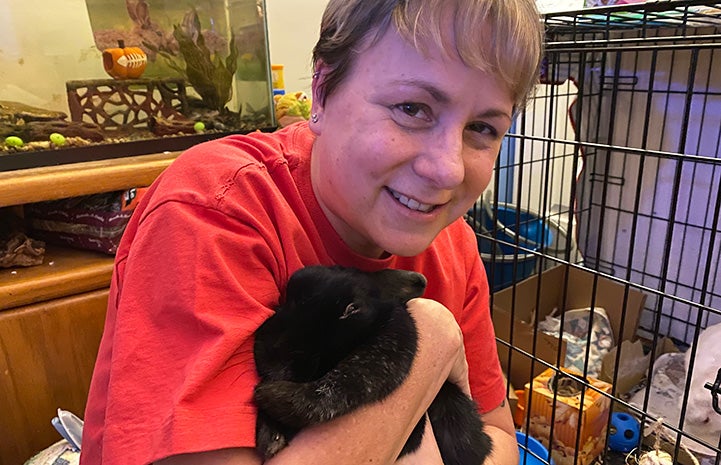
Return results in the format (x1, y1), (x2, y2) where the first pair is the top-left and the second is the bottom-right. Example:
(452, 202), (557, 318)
(468, 2), (721, 464)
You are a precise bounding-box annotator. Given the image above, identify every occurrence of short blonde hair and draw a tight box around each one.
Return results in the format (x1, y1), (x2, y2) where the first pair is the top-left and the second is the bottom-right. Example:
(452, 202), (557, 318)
(312, 0), (544, 111)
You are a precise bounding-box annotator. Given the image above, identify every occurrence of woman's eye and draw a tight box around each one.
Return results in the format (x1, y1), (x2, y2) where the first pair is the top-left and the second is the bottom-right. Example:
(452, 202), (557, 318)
(466, 122), (499, 138)
(394, 102), (431, 121)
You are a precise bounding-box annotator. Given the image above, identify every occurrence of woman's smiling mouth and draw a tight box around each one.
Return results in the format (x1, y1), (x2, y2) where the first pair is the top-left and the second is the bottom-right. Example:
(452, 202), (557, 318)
(387, 187), (437, 213)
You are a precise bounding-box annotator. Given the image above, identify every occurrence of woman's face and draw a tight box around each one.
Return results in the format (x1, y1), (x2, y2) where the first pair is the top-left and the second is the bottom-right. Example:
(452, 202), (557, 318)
(310, 25), (514, 259)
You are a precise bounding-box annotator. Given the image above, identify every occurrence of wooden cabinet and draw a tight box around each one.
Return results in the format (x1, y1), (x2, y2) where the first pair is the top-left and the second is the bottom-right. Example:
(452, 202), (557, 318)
(0, 289), (108, 463)
(0, 152), (178, 465)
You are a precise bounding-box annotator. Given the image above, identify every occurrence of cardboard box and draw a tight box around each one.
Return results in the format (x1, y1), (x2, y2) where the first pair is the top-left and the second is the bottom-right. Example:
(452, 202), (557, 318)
(492, 264), (647, 392)
(599, 337), (678, 395)
(525, 367), (613, 465)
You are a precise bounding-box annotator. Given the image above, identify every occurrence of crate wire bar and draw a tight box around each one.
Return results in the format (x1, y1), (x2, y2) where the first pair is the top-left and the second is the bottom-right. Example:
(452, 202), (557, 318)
(472, 2), (721, 465)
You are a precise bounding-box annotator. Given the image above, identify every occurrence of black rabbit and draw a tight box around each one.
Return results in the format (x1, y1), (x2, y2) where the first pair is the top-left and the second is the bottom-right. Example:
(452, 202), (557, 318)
(253, 265), (492, 464)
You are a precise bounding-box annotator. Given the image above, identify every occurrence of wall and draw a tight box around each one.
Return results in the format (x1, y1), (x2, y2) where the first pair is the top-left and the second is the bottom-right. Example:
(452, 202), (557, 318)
(265, 0), (328, 95)
(0, 0), (102, 110)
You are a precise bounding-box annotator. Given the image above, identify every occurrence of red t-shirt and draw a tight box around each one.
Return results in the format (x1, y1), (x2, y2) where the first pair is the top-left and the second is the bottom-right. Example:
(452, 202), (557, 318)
(80, 122), (505, 464)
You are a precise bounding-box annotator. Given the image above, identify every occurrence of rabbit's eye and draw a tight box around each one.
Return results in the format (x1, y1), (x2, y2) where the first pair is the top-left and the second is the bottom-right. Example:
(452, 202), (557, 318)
(340, 303), (361, 319)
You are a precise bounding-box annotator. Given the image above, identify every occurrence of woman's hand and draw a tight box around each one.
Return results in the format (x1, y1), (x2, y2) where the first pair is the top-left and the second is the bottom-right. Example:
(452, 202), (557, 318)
(405, 298), (471, 395)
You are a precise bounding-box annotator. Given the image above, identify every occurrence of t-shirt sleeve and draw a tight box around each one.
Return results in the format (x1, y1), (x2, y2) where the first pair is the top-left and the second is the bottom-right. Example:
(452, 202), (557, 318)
(102, 199), (280, 461)
(458, 229), (508, 414)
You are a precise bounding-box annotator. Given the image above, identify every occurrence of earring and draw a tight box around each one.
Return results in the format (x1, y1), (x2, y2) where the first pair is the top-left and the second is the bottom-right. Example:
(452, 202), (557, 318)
(311, 113), (319, 123)
(312, 71), (319, 79)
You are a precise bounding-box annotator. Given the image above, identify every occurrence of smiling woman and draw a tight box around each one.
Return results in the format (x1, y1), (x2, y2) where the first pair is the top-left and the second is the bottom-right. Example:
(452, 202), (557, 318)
(79, 1), (544, 465)
(309, 26), (514, 258)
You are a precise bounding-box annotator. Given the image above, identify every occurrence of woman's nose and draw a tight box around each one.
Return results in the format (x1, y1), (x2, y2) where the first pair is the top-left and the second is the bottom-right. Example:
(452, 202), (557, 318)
(413, 130), (465, 190)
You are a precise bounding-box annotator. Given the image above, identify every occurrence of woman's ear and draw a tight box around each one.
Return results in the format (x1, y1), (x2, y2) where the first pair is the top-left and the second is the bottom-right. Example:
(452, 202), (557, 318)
(309, 61), (329, 134)
(310, 60), (329, 107)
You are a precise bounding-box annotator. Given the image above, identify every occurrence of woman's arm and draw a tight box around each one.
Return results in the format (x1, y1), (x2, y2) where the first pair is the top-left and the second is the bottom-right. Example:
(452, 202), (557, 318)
(155, 420), (445, 465)
(155, 420), (446, 465)
(478, 400), (520, 465)
(156, 298), (464, 465)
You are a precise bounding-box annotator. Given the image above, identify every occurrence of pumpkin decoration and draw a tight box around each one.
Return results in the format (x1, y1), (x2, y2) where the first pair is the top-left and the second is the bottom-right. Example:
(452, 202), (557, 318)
(102, 40), (147, 79)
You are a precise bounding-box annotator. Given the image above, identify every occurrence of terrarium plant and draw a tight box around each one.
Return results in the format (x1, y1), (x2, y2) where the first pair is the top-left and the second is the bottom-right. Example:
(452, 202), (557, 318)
(145, 8), (239, 113)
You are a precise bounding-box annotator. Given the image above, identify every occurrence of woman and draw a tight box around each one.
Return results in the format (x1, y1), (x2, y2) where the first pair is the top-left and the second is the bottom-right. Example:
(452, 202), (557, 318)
(80, 0), (544, 464)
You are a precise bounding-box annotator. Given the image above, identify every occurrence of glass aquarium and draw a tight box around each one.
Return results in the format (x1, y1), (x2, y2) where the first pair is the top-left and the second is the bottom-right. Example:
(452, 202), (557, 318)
(0, 0), (275, 171)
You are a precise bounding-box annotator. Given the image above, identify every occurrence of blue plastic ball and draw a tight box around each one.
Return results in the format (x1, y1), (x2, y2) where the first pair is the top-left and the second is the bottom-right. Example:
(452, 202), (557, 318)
(608, 412), (640, 452)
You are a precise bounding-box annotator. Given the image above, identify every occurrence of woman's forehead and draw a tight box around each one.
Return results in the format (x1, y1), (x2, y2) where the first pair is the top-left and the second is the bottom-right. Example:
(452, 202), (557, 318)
(344, 26), (514, 117)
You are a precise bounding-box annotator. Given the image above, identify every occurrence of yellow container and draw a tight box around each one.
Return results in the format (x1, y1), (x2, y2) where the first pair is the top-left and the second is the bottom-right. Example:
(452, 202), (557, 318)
(271, 64), (285, 91)
(524, 367), (613, 465)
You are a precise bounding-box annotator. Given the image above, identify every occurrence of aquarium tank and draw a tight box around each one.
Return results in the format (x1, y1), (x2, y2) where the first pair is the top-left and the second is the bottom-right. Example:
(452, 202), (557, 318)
(0, 0), (275, 171)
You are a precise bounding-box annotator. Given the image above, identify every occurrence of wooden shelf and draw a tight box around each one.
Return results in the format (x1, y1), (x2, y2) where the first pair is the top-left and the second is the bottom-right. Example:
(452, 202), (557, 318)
(0, 151), (180, 207)
(0, 151), (181, 311)
(0, 244), (114, 311)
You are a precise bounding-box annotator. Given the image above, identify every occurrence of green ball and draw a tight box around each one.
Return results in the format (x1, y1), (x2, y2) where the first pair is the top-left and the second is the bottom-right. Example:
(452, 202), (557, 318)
(50, 132), (67, 146)
(5, 136), (24, 147)
(194, 121), (206, 133)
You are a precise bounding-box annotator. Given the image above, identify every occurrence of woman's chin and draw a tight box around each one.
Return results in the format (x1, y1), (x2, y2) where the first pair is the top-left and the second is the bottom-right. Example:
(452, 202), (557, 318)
(380, 236), (436, 258)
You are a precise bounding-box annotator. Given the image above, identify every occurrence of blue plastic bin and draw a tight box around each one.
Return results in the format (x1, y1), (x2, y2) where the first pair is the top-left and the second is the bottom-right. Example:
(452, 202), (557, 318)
(480, 203), (555, 253)
(516, 431), (554, 465)
(470, 202), (555, 291)
(477, 235), (537, 292)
